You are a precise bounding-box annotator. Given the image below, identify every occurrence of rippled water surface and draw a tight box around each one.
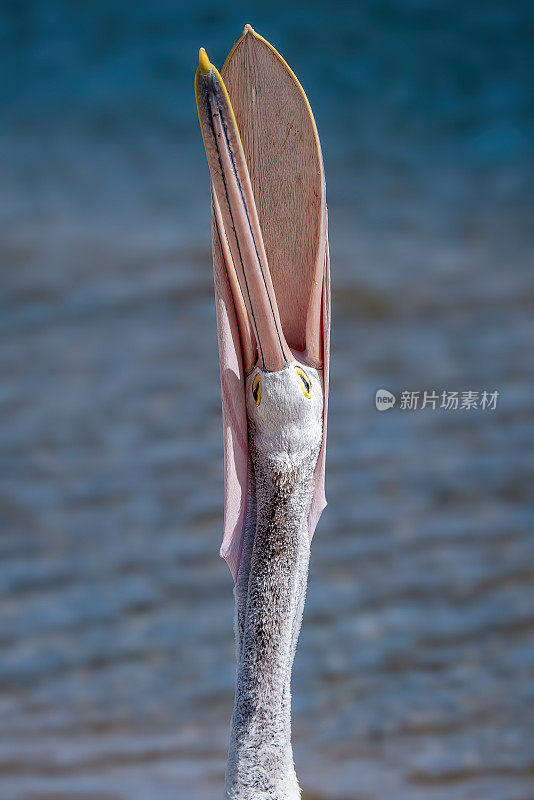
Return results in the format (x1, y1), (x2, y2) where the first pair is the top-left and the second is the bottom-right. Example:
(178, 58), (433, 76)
(1, 2), (533, 798)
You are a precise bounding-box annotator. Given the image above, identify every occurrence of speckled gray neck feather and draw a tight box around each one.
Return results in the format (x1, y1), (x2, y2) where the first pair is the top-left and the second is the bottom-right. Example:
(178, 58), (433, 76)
(225, 383), (322, 799)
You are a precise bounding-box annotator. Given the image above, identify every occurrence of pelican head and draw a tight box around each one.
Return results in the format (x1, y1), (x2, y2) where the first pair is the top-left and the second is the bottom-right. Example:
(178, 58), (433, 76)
(245, 362), (323, 465)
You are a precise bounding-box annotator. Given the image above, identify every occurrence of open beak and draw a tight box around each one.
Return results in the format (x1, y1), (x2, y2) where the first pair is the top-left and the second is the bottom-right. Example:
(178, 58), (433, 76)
(195, 47), (292, 374)
(194, 27), (330, 579)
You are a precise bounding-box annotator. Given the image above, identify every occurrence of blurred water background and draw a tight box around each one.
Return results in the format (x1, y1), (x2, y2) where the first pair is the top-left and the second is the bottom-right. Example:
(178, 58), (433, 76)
(1, 1), (533, 798)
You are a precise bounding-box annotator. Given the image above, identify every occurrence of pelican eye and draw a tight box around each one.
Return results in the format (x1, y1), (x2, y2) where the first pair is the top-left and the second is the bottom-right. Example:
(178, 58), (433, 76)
(252, 374), (262, 406)
(294, 366), (311, 398)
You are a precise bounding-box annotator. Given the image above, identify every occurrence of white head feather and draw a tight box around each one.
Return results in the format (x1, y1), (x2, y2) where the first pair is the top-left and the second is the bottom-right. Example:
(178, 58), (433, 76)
(245, 361), (323, 466)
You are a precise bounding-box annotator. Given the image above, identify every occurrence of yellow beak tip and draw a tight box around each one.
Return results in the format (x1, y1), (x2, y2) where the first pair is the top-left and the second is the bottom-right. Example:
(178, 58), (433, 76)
(198, 48), (211, 75)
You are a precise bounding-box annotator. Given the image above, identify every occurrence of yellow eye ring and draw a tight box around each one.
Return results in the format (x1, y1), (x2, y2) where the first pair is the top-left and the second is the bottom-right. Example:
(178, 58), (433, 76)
(294, 366), (311, 398)
(252, 374), (262, 406)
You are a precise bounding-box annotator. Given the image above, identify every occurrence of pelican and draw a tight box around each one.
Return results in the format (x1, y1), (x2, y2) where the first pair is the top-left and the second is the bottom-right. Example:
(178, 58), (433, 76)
(195, 25), (330, 799)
